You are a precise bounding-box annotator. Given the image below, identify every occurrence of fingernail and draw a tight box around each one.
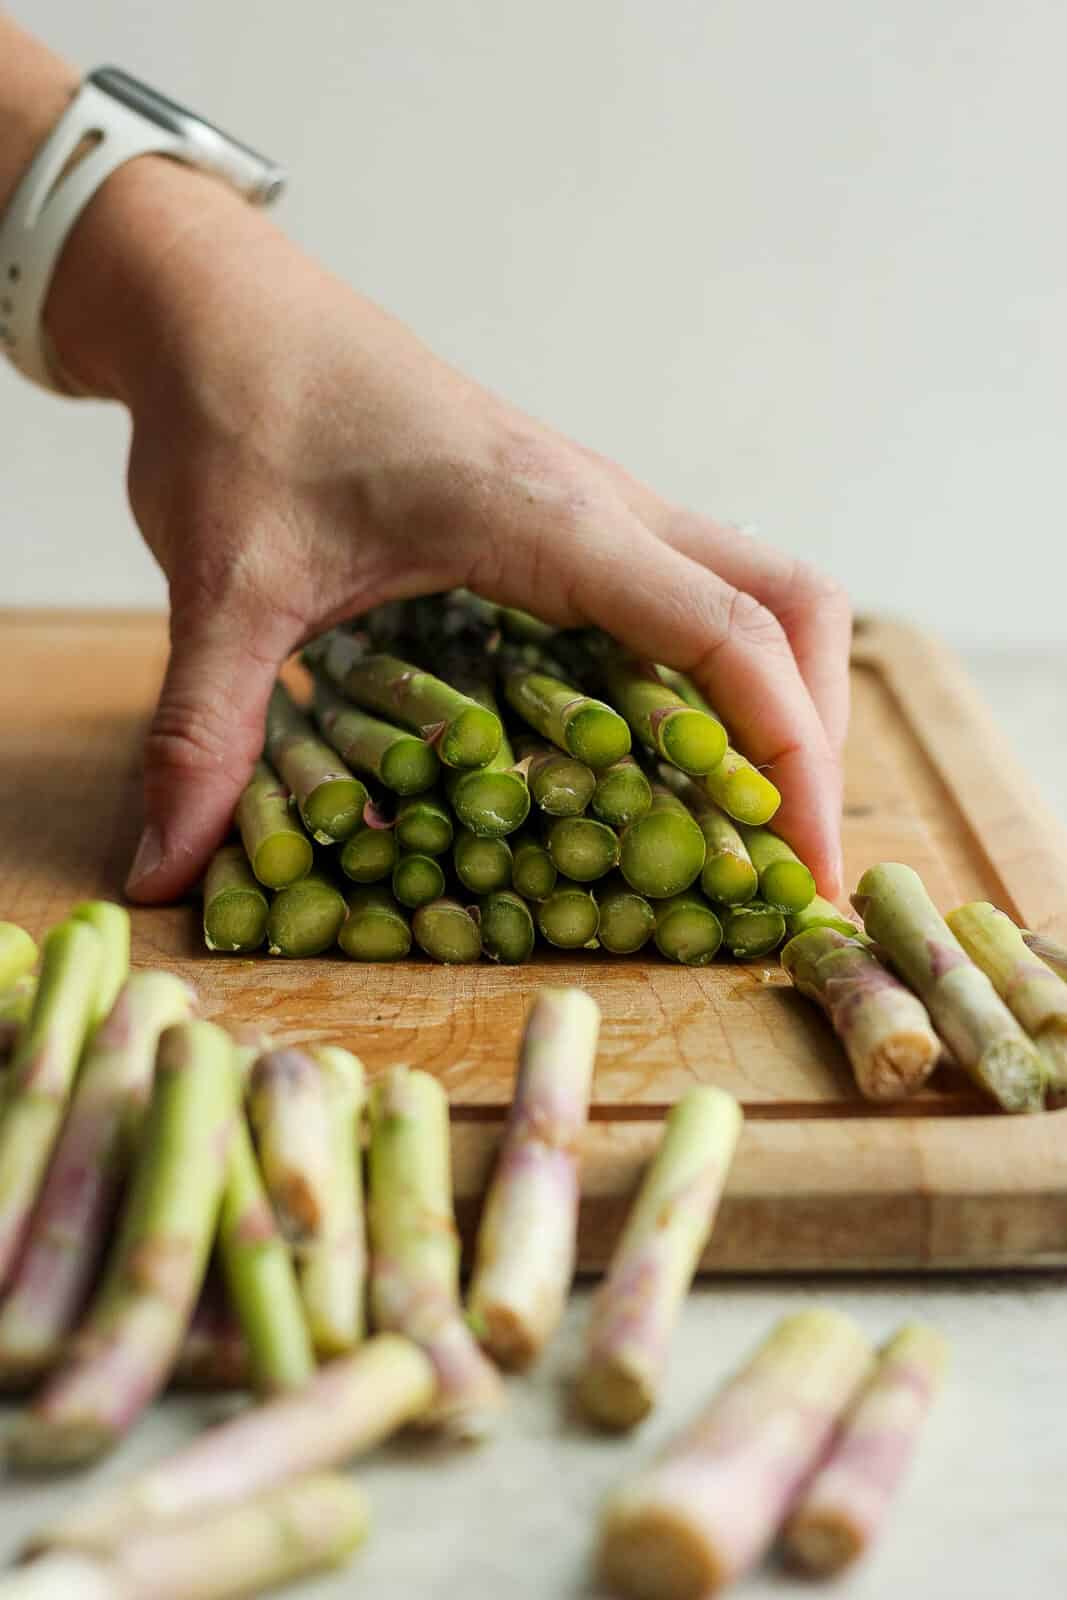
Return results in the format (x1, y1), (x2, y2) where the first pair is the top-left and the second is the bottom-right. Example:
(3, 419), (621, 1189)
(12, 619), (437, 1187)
(126, 823), (163, 893)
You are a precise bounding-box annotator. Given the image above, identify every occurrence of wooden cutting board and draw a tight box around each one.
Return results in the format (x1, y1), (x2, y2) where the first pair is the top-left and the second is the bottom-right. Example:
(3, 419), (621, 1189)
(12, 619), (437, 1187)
(3, 610), (1067, 1272)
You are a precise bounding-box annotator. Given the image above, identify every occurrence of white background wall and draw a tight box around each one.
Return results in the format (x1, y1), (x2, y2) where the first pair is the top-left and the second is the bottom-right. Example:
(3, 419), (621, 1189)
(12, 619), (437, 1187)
(5, 1), (1065, 647)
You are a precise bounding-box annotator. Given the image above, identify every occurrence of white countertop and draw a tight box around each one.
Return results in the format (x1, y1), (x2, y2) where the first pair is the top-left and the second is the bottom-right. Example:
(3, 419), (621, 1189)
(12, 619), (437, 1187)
(3, 649), (1066, 1599)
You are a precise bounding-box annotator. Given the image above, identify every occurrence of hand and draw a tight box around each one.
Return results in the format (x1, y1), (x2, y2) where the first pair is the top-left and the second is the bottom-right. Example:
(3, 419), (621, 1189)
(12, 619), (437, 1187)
(46, 158), (851, 905)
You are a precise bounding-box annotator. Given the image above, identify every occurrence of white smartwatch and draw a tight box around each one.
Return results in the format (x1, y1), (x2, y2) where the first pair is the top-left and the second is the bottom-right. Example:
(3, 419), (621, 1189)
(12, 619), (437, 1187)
(0, 66), (285, 394)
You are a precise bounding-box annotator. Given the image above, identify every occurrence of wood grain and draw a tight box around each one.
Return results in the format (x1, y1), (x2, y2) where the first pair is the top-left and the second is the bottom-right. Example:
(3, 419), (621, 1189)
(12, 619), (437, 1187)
(3, 610), (1067, 1270)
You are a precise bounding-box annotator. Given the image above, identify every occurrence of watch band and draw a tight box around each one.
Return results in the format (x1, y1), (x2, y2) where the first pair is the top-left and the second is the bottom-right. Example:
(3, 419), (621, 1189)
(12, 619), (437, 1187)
(0, 68), (284, 395)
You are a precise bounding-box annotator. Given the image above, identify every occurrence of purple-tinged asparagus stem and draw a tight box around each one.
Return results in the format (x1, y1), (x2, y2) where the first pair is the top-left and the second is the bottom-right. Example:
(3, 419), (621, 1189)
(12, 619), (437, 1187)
(578, 1086), (743, 1429)
(13, 1475), (369, 1600)
(853, 863), (1046, 1112)
(29, 1335), (431, 1558)
(69, 903), (131, 1036)
(0, 918), (103, 1293)
(247, 1047), (333, 1240)
(597, 1309), (874, 1600)
(368, 1066), (505, 1437)
(781, 926), (942, 1101)
(468, 988), (600, 1370)
(783, 1322), (948, 1575)
(0, 921), (37, 990)
(8, 1020), (239, 1469)
(297, 1045), (368, 1357)
(948, 902), (1067, 1098)
(0, 972), (197, 1383)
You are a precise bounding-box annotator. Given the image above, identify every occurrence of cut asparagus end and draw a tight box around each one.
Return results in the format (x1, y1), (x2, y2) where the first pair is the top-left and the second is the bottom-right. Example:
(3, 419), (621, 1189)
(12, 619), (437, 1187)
(266, 874), (347, 957)
(70, 903), (130, 1032)
(653, 893), (723, 967)
(523, 748), (597, 816)
(251, 830), (314, 890)
(563, 703), (632, 768)
(339, 826), (397, 883)
(449, 769), (531, 837)
(545, 816), (620, 882)
(785, 894), (859, 939)
(412, 900), (482, 964)
(391, 853), (447, 910)
(394, 794), (454, 855)
(704, 755), (781, 826)
(480, 891), (536, 964)
(203, 844), (269, 952)
(655, 708), (727, 776)
(759, 858), (817, 914)
(620, 789), (707, 899)
(720, 901), (786, 960)
(536, 883), (600, 949)
(438, 703), (503, 769)
(599, 1501), (727, 1600)
(454, 831), (513, 895)
(595, 879), (656, 955)
(511, 834), (558, 902)
(379, 737), (441, 795)
(701, 853), (759, 907)
(977, 1036), (1046, 1113)
(592, 758), (653, 828)
(0, 923), (39, 991)
(300, 777), (369, 844)
(339, 889), (413, 962)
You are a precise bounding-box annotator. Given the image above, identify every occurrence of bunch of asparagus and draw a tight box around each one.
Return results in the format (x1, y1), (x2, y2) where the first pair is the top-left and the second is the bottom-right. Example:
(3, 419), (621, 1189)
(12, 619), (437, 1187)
(781, 861), (1067, 1114)
(203, 592), (832, 966)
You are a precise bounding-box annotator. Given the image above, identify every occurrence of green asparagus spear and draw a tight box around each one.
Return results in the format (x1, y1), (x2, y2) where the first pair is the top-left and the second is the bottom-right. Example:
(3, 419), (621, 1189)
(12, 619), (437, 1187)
(248, 1047), (334, 1242)
(454, 829), (513, 894)
(738, 825), (817, 914)
(298, 1047), (368, 1358)
(595, 875), (656, 955)
(660, 775), (758, 905)
(202, 844), (269, 952)
(218, 1118), (316, 1393)
(719, 899), (787, 960)
(514, 736), (597, 817)
(544, 815), (620, 883)
(479, 891), (536, 964)
(0, 923), (37, 990)
(445, 753), (530, 838)
(393, 790), (454, 855)
(653, 891), (723, 966)
(599, 655), (726, 775)
(619, 784), (707, 899)
(9, 1020), (239, 1468)
(328, 651), (502, 769)
(267, 870), (347, 957)
(785, 894), (861, 939)
(501, 659), (631, 768)
(510, 831), (559, 902)
(338, 888), (413, 962)
(947, 902), (1067, 1097)
(657, 667), (781, 824)
(236, 760), (314, 888)
(70, 903), (130, 1035)
(497, 605), (557, 644)
(0, 918), (103, 1293)
(314, 679), (440, 795)
(265, 683), (368, 842)
(853, 864), (1046, 1113)
(339, 819), (397, 883)
(592, 756), (653, 828)
(412, 899), (483, 964)
(536, 881), (600, 950)
(391, 851), (447, 910)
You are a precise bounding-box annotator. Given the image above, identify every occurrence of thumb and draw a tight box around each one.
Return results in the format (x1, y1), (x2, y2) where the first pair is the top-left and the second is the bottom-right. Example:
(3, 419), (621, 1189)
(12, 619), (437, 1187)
(126, 602), (291, 903)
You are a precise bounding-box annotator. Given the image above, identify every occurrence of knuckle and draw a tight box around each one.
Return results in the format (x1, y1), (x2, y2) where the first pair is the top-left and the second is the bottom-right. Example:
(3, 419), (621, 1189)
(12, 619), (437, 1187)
(720, 587), (789, 651)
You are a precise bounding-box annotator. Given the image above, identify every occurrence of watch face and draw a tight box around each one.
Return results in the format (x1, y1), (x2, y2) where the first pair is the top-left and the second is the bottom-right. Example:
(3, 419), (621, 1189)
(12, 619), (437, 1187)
(88, 66), (285, 205)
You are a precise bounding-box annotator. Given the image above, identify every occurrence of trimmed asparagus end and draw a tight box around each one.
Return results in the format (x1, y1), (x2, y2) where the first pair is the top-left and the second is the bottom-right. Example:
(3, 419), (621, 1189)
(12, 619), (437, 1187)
(252, 830), (315, 891)
(592, 758), (653, 828)
(595, 878), (656, 955)
(719, 901), (786, 960)
(449, 768), (531, 837)
(301, 776), (369, 844)
(480, 891), (536, 964)
(703, 754), (781, 826)
(620, 788), (707, 900)
(392, 853), (447, 910)
(545, 816), (620, 882)
(439, 703), (503, 769)
(339, 825), (397, 884)
(266, 873), (347, 957)
(203, 844), (269, 952)
(655, 708), (727, 776)
(453, 831), (512, 895)
(339, 889), (412, 962)
(412, 900), (482, 964)
(536, 882), (600, 949)
(654, 893), (723, 967)
(565, 703), (632, 768)
(379, 737), (441, 795)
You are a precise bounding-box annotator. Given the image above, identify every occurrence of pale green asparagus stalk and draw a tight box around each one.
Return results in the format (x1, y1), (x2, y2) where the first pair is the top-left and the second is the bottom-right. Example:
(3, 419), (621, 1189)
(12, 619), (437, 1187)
(718, 900), (787, 961)
(202, 844), (269, 952)
(8, 1020), (239, 1468)
(659, 775), (757, 905)
(265, 682), (368, 842)
(619, 785), (707, 899)
(338, 887), (413, 962)
(737, 826), (816, 914)
(266, 869), (347, 957)
(412, 898), (483, 964)
(0, 973), (197, 1384)
(597, 1310), (874, 1600)
(782, 926), (942, 1101)
(501, 657), (631, 768)
(785, 894), (861, 939)
(536, 880), (601, 949)
(327, 650), (503, 768)
(70, 903), (130, 1036)
(247, 1047), (334, 1240)
(236, 759), (314, 888)
(783, 1322), (948, 1577)
(592, 755), (653, 828)
(595, 875), (656, 955)
(653, 891), (723, 967)
(468, 989), (600, 1369)
(314, 678), (440, 795)
(947, 902), (1067, 1097)
(298, 1046), (368, 1358)
(30, 1335), (433, 1557)
(0, 918), (103, 1292)
(12, 1476), (369, 1600)
(479, 890), (537, 964)
(368, 1066), (505, 1437)
(599, 655), (727, 775)
(514, 735), (597, 817)
(853, 864), (1046, 1112)
(579, 1087), (742, 1429)
(0, 922), (37, 989)
(656, 668), (781, 824)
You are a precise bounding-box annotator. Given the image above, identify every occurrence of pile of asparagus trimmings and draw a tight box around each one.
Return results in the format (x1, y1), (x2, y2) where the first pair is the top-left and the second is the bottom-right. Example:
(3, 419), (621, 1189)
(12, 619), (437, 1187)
(0, 910), (949, 1599)
(206, 591), (827, 964)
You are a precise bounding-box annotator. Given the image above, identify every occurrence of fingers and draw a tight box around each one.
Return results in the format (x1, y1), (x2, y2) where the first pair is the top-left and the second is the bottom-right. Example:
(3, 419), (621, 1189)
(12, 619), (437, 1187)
(125, 601), (295, 904)
(468, 492), (844, 896)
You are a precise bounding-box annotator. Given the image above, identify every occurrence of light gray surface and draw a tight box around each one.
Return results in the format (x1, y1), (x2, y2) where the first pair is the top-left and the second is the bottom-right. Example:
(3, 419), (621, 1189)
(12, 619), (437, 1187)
(6, 1), (1067, 645)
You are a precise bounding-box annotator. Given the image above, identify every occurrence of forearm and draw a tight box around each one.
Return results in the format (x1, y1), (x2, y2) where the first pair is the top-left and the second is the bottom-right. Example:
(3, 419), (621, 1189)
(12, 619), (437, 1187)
(0, 15), (77, 213)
